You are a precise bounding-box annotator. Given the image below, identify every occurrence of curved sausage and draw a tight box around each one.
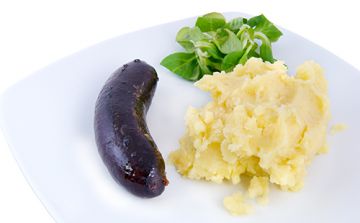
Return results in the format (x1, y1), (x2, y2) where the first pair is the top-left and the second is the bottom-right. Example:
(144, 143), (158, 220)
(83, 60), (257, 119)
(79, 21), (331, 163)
(94, 59), (168, 198)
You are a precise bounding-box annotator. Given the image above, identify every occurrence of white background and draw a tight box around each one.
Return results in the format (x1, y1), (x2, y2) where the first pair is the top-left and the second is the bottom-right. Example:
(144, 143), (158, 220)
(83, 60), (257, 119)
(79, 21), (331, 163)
(0, 0), (358, 222)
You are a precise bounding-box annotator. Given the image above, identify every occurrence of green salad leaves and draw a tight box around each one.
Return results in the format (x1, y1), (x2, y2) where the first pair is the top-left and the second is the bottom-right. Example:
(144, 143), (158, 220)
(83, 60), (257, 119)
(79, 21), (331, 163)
(161, 12), (283, 81)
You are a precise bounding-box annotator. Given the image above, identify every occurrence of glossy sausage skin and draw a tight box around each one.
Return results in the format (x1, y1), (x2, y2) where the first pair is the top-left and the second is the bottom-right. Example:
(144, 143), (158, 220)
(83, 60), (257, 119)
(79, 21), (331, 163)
(94, 59), (168, 198)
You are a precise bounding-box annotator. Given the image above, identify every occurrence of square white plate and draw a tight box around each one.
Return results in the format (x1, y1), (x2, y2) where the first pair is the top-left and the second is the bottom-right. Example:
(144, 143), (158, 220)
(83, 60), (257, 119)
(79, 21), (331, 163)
(1, 12), (359, 223)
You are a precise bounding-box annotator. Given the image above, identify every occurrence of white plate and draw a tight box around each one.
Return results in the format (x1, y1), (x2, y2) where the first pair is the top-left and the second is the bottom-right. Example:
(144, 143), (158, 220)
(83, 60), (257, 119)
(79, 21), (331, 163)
(1, 12), (359, 223)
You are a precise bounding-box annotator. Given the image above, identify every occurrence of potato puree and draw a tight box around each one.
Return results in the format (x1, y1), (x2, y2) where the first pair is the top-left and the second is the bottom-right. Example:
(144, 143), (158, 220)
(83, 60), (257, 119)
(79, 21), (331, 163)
(169, 58), (330, 214)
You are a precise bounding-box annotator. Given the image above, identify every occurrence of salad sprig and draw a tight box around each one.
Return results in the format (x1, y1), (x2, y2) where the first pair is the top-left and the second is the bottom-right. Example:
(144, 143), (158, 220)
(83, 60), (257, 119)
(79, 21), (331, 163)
(161, 12), (282, 81)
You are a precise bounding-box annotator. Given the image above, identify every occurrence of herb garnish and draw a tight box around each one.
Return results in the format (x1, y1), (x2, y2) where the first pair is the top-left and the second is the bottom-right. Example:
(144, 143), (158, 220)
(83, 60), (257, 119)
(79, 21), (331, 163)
(161, 12), (282, 81)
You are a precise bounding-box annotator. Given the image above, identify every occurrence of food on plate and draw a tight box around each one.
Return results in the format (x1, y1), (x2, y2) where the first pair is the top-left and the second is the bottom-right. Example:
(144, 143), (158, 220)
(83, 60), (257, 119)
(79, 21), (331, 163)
(330, 123), (347, 135)
(223, 192), (253, 215)
(169, 58), (330, 214)
(94, 59), (168, 198)
(161, 12), (282, 81)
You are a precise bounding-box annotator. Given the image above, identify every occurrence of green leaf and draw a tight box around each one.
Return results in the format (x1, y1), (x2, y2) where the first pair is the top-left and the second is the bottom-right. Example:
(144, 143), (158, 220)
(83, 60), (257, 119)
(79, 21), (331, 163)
(254, 32), (275, 63)
(259, 43), (274, 62)
(248, 50), (259, 58)
(194, 40), (224, 60)
(160, 52), (202, 81)
(214, 29), (242, 54)
(176, 27), (208, 52)
(161, 12), (283, 81)
(207, 58), (223, 71)
(239, 54), (248, 65)
(225, 17), (247, 33)
(195, 12), (226, 32)
(247, 43), (259, 58)
(196, 55), (212, 75)
(239, 42), (257, 65)
(205, 31), (217, 39)
(247, 14), (282, 42)
(221, 51), (244, 71)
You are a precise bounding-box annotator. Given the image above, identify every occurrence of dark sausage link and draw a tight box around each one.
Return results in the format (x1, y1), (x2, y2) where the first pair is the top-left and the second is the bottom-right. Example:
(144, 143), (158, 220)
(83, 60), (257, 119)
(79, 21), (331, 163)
(94, 59), (168, 198)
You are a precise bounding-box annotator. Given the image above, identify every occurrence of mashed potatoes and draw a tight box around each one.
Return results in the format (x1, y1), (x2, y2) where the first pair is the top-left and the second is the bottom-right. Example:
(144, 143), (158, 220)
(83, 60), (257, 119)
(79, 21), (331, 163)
(169, 58), (330, 214)
(330, 123), (347, 135)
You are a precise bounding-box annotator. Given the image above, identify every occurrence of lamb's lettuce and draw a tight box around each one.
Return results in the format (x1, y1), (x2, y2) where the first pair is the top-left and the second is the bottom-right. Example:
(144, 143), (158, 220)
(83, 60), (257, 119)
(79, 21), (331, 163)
(161, 12), (283, 81)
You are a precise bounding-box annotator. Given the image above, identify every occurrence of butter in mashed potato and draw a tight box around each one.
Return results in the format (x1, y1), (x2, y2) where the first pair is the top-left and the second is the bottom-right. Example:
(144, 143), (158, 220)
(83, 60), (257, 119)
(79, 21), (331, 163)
(169, 58), (330, 214)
